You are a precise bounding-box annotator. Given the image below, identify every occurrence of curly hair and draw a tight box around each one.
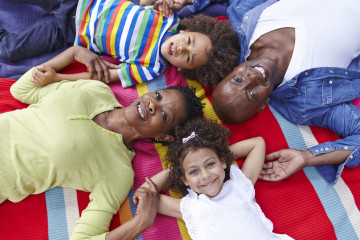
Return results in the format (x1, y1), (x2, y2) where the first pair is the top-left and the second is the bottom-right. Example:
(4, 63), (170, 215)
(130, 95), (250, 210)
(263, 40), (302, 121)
(178, 14), (240, 87)
(164, 86), (204, 136)
(164, 118), (235, 196)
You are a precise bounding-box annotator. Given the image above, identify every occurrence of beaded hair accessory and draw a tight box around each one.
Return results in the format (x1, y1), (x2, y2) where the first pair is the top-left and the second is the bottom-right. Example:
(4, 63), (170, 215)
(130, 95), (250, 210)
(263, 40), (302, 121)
(182, 131), (197, 143)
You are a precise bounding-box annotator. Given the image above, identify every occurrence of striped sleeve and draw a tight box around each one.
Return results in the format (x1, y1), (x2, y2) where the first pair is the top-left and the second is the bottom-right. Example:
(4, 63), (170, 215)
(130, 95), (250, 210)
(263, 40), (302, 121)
(75, 0), (180, 87)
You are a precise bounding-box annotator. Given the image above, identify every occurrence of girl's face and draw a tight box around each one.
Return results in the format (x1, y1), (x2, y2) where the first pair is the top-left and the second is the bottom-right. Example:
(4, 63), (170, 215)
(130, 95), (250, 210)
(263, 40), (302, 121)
(181, 148), (226, 198)
(161, 31), (211, 70)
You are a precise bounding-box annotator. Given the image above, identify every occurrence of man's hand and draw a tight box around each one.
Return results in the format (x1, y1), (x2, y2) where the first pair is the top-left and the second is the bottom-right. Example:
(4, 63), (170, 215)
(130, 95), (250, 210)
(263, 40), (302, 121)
(72, 46), (119, 84)
(259, 149), (311, 181)
(154, 0), (190, 17)
(32, 64), (58, 87)
(133, 178), (160, 229)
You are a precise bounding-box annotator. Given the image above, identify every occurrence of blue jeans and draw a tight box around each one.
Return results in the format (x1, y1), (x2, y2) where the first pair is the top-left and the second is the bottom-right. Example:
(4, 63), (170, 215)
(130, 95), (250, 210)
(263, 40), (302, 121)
(0, 0), (77, 61)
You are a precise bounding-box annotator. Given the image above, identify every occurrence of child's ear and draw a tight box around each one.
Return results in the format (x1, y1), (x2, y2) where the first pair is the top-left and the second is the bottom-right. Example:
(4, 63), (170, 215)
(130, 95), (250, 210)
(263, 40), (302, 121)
(179, 30), (187, 33)
(181, 176), (189, 186)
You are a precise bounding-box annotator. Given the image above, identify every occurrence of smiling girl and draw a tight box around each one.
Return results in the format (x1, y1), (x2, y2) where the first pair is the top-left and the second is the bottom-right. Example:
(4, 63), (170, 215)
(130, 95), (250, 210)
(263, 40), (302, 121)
(135, 118), (293, 239)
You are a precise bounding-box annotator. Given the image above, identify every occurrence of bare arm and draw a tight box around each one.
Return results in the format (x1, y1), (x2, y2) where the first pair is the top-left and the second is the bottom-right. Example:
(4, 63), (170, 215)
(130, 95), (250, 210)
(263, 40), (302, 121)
(134, 172), (183, 220)
(32, 46), (119, 86)
(153, 0), (193, 17)
(229, 137), (266, 185)
(260, 149), (352, 181)
(106, 179), (160, 240)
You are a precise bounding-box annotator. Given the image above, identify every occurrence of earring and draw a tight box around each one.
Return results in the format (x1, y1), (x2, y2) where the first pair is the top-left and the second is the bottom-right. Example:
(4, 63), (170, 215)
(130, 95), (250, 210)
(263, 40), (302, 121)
(177, 68), (181, 72)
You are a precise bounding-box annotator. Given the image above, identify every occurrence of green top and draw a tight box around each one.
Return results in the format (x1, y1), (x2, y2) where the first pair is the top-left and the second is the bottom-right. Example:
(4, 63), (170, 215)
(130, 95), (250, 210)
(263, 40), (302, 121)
(1, 68), (136, 239)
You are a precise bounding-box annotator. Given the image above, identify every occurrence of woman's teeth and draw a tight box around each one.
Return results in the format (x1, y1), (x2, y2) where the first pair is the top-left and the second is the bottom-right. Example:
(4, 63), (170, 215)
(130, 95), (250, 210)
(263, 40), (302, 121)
(138, 103), (144, 120)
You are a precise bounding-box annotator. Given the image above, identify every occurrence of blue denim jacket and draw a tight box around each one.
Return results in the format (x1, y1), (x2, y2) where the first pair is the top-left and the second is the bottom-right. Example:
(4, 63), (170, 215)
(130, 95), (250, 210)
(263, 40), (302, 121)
(270, 68), (360, 185)
(192, 0), (360, 185)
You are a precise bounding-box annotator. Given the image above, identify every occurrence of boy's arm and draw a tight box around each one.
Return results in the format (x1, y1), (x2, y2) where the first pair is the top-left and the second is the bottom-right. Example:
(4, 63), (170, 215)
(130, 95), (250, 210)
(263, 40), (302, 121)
(37, 46), (119, 85)
(229, 137), (266, 185)
(32, 66), (120, 87)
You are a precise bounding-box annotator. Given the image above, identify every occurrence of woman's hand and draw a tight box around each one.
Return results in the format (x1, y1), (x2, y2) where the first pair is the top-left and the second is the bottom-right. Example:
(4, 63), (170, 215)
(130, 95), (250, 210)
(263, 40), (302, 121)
(132, 178), (160, 228)
(71, 46), (119, 84)
(32, 64), (58, 87)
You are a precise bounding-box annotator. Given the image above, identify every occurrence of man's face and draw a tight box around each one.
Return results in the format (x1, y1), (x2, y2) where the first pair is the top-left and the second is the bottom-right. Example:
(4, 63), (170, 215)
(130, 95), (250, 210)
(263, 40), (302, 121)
(212, 57), (277, 124)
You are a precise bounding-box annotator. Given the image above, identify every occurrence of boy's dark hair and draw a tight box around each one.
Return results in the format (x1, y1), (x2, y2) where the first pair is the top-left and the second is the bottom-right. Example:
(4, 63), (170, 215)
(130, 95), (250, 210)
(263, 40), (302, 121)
(178, 14), (240, 87)
(165, 86), (204, 136)
(164, 118), (235, 196)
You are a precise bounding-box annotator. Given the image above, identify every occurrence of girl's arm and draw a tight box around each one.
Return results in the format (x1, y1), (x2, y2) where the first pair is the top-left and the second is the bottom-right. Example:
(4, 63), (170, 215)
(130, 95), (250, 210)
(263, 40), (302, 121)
(32, 46), (119, 86)
(229, 137), (266, 185)
(134, 172), (183, 220)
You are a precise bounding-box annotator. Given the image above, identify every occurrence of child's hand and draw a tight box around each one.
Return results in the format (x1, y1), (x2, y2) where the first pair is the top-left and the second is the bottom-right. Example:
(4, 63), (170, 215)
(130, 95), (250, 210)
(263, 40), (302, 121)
(72, 46), (119, 84)
(154, 0), (190, 17)
(32, 65), (57, 87)
(139, 0), (156, 7)
(132, 178), (160, 228)
(133, 177), (158, 206)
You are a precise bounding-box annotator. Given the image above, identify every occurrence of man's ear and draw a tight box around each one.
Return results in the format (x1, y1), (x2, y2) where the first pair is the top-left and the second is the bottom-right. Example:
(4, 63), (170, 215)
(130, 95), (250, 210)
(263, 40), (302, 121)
(181, 176), (189, 186)
(258, 98), (270, 113)
(155, 134), (174, 143)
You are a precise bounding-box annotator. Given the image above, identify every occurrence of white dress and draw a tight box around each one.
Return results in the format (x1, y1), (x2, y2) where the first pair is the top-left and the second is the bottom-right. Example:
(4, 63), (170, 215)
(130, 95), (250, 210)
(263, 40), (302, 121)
(180, 165), (293, 240)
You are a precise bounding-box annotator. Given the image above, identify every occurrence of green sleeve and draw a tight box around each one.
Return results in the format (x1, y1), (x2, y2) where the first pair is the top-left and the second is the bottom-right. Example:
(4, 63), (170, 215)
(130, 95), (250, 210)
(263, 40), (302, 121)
(70, 173), (134, 240)
(10, 68), (117, 105)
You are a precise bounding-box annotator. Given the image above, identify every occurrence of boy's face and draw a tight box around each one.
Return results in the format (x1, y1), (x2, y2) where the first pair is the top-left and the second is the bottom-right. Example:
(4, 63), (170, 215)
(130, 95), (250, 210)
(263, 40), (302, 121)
(161, 31), (212, 70)
(182, 148), (226, 198)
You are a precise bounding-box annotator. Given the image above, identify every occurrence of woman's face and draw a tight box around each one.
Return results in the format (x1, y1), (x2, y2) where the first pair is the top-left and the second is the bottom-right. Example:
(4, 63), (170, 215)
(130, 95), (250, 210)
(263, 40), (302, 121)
(124, 89), (186, 139)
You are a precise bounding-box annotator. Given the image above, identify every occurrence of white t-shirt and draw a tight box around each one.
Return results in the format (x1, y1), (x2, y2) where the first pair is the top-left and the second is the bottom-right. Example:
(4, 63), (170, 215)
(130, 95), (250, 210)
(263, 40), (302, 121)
(246, 0), (360, 85)
(180, 165), (293, 240)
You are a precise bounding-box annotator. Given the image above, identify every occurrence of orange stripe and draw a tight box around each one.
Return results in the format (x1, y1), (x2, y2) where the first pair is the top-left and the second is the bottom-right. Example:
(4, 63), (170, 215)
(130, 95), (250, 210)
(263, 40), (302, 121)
(139, 11), (160, 65)
(78, 0), (94, 47)
(129, 65), (140, 85)
(105, 0), (127, 54)
(119, 197), (133, 224)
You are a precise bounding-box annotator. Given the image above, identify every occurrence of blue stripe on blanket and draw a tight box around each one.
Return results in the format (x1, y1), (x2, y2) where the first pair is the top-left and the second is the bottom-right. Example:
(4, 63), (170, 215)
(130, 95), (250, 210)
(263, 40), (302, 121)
(45, 187), (69, 240)
(269, 106), (358, 240)
(127, 188), (144, 240)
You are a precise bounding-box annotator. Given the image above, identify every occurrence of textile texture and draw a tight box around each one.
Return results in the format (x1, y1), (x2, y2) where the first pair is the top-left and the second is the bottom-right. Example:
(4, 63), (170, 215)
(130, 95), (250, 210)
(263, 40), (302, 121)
(0, 60), (360, 239)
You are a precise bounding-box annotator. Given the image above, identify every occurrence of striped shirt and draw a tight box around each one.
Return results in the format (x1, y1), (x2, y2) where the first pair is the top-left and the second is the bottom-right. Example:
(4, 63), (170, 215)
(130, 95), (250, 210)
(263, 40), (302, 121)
(75, 0), (180, 87)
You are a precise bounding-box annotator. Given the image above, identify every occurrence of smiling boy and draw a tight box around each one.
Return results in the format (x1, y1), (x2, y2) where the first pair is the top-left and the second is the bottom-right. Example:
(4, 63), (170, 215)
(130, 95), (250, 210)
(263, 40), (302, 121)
(74, 0), (239, 88)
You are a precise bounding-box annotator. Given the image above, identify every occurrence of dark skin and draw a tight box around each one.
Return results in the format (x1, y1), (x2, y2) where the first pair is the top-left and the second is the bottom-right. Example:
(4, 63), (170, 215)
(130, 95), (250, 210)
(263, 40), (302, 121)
(247, 27), (295, 86)
(31, 46), (188, 239)
(211, 27), (353, 181)
(211, 28), (353, 181)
